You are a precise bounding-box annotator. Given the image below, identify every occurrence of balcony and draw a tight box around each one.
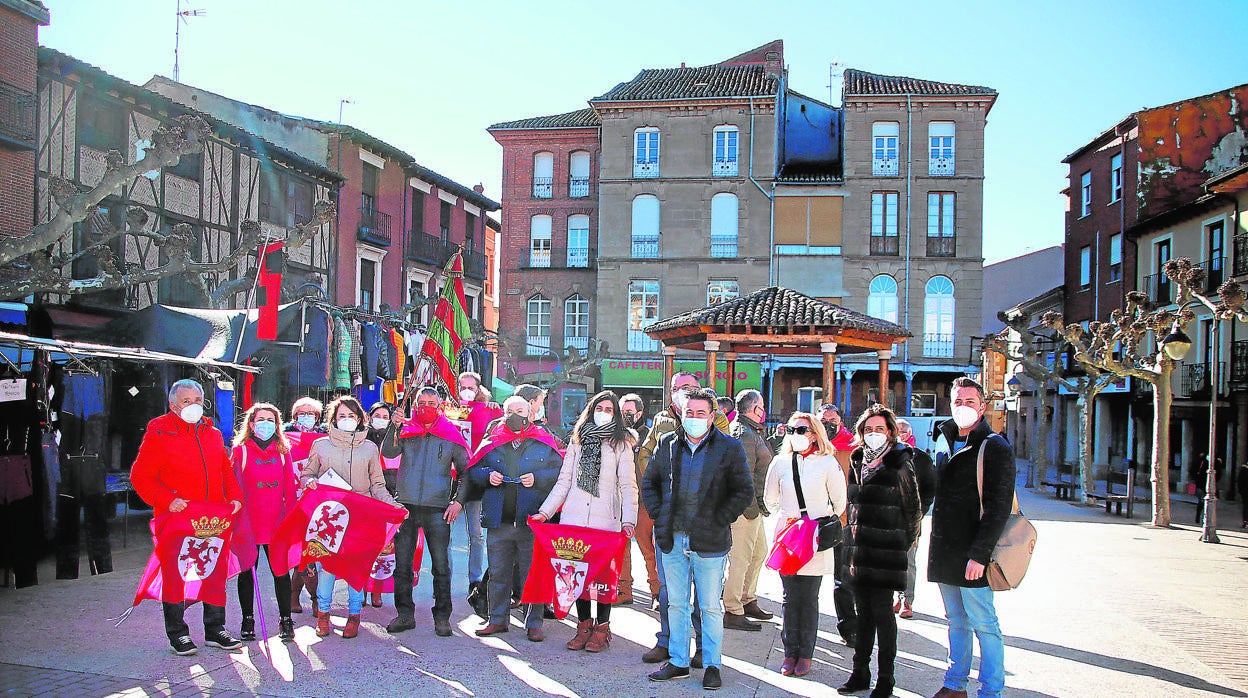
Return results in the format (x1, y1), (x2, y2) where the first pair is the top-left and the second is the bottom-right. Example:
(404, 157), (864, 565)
(565, 335), (589, 351)
(528, 248), (551, 268)
(357, 207), (392, 247)
(631, 235), (659, 259)
(924, 333), (955, 358)
(0, 82), (36, 150)
(463, 249), (487, 280)
(710, 235), (737, 258)
(1142, 272), (1173, 305)
(1234, 236), (1248, 277)
(525, 334), (550, 356)
(929, 156), (955, 177)
(1198, 256), (1225, 293)
(567, 246), (590, 268)
(533, 177), (553, 199)
(926, 236), (956, 257)
(870, 236), (899, 256)
(634, 161), (659, 179)
(569, 177), (590, 198)
(407, 231), (450, 265)
(873, 157), (899, 176)
(1178, 361), (1226, 398)
(628, 329), (659, 352)
(1232, 340), (1248, 385)
(713, 158), (739, 177)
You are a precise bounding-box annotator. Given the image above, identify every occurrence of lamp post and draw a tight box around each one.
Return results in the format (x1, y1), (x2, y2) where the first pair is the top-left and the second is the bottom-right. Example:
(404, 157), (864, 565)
(1159, 322), (1220, 542)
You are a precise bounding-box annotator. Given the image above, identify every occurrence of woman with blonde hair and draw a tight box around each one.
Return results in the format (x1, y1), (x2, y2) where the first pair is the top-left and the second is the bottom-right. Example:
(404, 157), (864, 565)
(231, 403), (298, 642)
(763, 411), (847, 678)
(532, 390), (638, 653)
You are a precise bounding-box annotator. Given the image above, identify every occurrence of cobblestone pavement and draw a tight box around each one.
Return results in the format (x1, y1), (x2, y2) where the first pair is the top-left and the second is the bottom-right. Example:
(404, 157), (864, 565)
(1, 460), (1246, 697)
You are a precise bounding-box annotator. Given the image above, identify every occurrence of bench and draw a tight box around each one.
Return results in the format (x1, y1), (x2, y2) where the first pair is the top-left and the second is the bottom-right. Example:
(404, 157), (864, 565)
(1087, 470), (1146, 516)
(1042, 463), (1076, 500)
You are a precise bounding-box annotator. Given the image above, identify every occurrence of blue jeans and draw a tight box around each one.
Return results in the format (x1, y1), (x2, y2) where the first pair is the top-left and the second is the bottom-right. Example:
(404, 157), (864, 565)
(656, 541), (702, 649)
(463, 500), (486, 583)
(659, 532), (726, 669)
(317, 569), (365, 616)
(938, 583), (1005, 697)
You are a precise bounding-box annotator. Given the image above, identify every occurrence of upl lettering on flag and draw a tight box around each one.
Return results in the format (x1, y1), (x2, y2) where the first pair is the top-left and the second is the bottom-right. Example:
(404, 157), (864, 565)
(521, 521), (628, 619)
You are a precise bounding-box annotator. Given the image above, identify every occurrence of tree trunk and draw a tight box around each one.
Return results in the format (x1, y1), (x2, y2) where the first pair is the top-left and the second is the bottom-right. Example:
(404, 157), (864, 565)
(1076, 392), (1095, 503)
(1028, 392), (1047, 488)
(1151, 365), (1174, 527)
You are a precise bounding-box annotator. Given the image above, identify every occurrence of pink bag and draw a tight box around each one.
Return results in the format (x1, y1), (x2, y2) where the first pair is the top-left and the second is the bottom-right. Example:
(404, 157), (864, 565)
(765, 516), (819, 575)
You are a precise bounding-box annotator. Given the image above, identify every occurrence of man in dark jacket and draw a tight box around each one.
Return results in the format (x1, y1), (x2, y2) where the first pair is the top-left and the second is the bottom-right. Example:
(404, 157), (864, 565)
(642, 389), (753, 690)
(928, 377), (1014, 698)
(723, 389), (774, 631)
(896, 418), (937, 619)
(381, 387), (469, 637)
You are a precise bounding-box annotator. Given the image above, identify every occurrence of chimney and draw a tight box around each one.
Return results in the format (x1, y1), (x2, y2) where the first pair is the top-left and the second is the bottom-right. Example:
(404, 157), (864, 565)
(473, 184), (484, 194)
(764, 50), (783, 81)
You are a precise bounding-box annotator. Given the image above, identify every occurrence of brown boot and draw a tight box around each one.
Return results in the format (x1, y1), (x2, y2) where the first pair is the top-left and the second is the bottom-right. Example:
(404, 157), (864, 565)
(342, 614), (360, 639)
(315, 612), (332, 637)
(371, 591), (382, 608)
(584, 622), (611, 653)
(566, 619), (593, 651)
(290, 586), (304, 614)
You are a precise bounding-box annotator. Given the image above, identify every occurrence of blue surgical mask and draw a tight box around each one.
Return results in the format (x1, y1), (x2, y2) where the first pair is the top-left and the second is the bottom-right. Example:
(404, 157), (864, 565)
(296, 414), (316, 430)
(253, 421), (276, 440)
(682, 416), (710, 439)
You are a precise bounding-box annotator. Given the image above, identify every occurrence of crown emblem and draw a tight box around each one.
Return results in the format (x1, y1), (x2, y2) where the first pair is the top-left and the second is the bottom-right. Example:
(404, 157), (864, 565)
(551, 536), (591, 561)
(190, 515), (231, 539)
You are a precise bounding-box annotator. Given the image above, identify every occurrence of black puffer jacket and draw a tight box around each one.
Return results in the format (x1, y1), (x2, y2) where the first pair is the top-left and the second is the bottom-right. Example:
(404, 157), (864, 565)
(843, 444), (922, 591)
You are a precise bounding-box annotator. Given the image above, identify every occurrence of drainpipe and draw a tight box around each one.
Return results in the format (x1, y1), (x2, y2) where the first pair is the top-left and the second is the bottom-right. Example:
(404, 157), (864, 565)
(748, 96), (775, 283)
(904, 93), (913, 413)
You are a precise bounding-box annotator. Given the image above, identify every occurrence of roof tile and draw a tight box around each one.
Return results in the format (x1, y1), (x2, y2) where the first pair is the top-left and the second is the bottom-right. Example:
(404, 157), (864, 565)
(592, 64), (777, 102)
(646, 287), (910, 337)
(843, 68), (996, 97)
(488, 108), (600, 131)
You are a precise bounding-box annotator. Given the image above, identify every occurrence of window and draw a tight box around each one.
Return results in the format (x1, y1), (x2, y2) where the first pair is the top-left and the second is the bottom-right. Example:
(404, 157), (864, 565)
(1208, 219), (1225, 290)
(361, 163), (379, 215)
(870, 192), (899, 255)
(258, 169), (313, 227)
(631, 195), (660, 258)
(439, 200), (452, 242)
(533, 151), (554, 198)
(529, 215), (552, 267)
(928, 122), (955, 176)
(408, 277), (429, 326)
(1153, 239), (1172, 303)
(410, 189), (425, 234)
(627, 280), (660, 352)
(526, 295), (551, 355)
(713, 126), (739, 176)
(564, 294), (590, 350)
(634, 127), (660, 178)
(707, 280), (739, 306)
(465, 211), (477, 253)
(867, 275), (899, 324)
(872, 122), (899, 176)
(569, 151), (590, 197)
(1079, 246), (1092, 289)
(78, 95), (127, 151)
(923, 276), (955, 358)
(927, 193), (956, 257)
(567, 214), (590, 267)
(167, 152), (202, 181)
(710, 193), (738, 257)
(1110, 153), (1123, 203)
(1080, 171), (1092, 217)
(359, 258), (377, 311)
(1108, 233), (1122, 283)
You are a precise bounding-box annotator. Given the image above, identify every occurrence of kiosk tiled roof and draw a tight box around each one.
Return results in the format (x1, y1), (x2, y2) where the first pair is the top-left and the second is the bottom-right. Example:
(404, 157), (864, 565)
(646, 286), (910, 337)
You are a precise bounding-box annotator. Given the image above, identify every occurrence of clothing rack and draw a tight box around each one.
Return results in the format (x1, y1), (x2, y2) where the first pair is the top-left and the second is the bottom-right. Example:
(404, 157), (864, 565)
(307, 298), (421, 332)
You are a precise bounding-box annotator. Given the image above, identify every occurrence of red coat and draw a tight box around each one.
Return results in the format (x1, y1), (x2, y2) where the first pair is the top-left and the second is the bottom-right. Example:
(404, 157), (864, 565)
(232, 440), (297, 545)
(130, 412), (243, 512)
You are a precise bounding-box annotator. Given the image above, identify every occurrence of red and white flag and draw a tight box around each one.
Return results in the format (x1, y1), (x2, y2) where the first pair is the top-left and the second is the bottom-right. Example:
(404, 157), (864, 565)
(270, 486), (407, 590)
(362, 528), (424, 594)
(521, 521), (628, 619)
(131, 501), (240, 608)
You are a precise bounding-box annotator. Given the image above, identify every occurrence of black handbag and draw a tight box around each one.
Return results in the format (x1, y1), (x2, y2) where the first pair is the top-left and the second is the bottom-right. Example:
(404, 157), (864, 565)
(791, 454), (841, 551)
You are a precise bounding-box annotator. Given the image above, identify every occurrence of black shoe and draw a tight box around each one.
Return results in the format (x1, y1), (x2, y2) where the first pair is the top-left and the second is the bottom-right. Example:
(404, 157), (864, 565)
(204, 629), (243, 650)
(543, 605), (557, 620)
(240, 616), (256, 641)
(837, 669), (872, 694)
(869, 680), (895, 698)
(386, 615), (416, 634)
(434, 618), (452, 637)
(703, 666), (722, 690)
(723, 612), (762, 631)
(170, 635), (197, 656)
(691, 649), (703, 669)
(467, 581), (489, 621)
(648, 663), (691, 682)
(642, 645), (670, 663)
(278, 617), (295, 642)
(841, 633), (857, 647)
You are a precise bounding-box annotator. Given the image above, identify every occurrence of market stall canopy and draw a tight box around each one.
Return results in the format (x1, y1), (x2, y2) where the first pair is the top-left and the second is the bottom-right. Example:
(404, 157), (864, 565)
(0, 330), (259, 373)
(82, 303), (304, 364)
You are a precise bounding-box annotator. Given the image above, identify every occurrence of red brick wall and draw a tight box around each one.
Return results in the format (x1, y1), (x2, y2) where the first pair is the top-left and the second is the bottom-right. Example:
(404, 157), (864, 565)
(0, 4), (41, 241)
(0, 6), (39, 91)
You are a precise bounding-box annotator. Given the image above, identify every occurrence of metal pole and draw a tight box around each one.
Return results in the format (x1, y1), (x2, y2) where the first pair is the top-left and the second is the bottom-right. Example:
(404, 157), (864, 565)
(1202, 319), (1221, 543)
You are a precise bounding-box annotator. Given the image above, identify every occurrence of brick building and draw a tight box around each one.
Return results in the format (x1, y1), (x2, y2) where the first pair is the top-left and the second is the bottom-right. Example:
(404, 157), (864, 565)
(0, 1), (47, 243)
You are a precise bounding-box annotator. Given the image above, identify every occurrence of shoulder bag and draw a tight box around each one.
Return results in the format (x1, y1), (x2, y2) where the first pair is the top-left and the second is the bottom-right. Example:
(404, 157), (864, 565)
(976, 435), (1037, 591)
(793, 453), (842, 551)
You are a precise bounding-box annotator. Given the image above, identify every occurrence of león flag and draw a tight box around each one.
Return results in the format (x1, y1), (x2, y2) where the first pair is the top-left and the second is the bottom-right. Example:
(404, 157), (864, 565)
(131, 501), (240, 608)
(521, 521), (628, 619)
(270, 486), (407, 590)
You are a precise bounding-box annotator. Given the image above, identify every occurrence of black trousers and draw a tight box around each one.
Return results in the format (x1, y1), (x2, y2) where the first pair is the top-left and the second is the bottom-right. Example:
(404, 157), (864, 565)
(394, 504), (453, 622)
(575, 598), (612, 623)
(163, 601), (225, 641)
(853, 584), (898, 682)
(832, 544), (857, 641)
(780, 574), (822, 659)
(237, 544), (292, 618)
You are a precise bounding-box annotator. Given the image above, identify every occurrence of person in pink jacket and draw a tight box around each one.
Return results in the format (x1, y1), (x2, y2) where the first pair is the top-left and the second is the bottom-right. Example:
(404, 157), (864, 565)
(231, 403), (299, 643)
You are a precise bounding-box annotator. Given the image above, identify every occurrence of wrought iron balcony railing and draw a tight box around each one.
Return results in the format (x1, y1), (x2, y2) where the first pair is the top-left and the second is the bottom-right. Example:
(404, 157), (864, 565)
(357, 207), (392, 246)
(927, 236), (956, 257)
(0, 81), (36, 149)
(870, 236), (899, 256)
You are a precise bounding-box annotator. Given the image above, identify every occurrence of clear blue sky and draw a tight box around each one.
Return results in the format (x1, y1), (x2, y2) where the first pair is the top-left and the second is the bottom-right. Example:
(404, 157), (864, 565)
(40, 0), (1248, 264)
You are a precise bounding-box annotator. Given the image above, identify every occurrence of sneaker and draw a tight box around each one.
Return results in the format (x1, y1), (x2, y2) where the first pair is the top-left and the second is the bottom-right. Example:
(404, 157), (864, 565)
(703, 666), (722, 690)
(278, 618), (295, 642)
(204, 629), (243, 650)
(239, 616), (256, 641)
(170, 635), (197, 656)
(648, 662), (691, 682)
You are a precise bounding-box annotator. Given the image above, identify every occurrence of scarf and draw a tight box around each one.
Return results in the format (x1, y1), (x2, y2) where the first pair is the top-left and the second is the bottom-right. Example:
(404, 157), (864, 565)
(575, 421), (616, 498)
(861, 443), (892, 481)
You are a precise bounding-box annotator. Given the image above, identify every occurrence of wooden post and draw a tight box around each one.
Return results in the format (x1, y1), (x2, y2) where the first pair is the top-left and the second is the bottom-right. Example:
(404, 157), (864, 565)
(662, 346), (677, 407)
(821, 341), (838, 408)
(704, 341), (720, 394)
(724, 351), (738, 399)
(878, 348), (892, 410)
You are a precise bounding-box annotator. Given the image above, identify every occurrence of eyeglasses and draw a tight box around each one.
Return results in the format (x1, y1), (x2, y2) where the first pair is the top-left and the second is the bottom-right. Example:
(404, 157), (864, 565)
(788, 425), (811, 435)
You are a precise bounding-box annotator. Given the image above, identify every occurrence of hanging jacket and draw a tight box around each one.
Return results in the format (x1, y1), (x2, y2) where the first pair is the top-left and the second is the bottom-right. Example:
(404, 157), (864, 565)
(330, 311), (352, 391)
(290, 307), (332, 388)
(347, 319), (364, 386)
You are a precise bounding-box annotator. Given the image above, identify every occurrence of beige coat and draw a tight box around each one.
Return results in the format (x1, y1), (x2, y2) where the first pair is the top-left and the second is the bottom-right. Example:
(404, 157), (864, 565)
(539, 439), (639, 532)
(763, 452), (847, 576)
(300, 427), (398, 507)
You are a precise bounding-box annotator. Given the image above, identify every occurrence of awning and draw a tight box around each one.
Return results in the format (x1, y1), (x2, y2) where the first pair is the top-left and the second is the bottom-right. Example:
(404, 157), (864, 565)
(491, 377), (515, 401)
(81, 302), (305, 363)
(0, 330), (259, 373)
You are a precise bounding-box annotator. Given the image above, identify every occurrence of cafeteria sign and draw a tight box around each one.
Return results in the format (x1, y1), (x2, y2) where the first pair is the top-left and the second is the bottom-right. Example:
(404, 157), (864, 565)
(601, 359), (761, 393)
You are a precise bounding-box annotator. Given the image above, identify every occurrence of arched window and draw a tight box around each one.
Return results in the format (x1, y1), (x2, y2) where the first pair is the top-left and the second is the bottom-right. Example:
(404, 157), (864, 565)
(529, 215), (551, 267)
(533, 152), (553, 198)
(710, 193), (738, 258)
(923, 276), (955, 358)
(569, 151), (591, 197)
(867, 275), (899, 324)
(526, 294), (551, 355)
(631, 195), (659, 258)
(564, 294), (590, 350)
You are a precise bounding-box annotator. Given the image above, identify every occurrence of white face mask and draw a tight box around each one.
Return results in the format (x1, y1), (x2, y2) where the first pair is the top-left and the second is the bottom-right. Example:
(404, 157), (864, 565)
(789, 434), (810, 452)
(682, 416), (710, 439)
(673, 389), (692, 411)
(533, 405), (545, 422)
(371, 417), (390, 430)
(337, 418), (359, 432)
(296, 414), (316, 430)
(863, 432), (889, 450)
(459, 389), (477, 403)
(593, 411), (613, 427)
(178, 403), (204, 424)
(952, 405), (981, 430)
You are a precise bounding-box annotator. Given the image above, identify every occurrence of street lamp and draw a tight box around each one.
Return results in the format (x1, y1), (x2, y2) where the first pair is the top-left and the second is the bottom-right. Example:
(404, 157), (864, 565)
(1160, 318), (1220, 542)
(1160, 326), (1193, 360)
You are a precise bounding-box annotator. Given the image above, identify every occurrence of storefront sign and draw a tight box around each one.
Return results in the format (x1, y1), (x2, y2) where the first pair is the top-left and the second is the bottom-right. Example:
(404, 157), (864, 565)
(601, 359), (761, 394)
(0, 379), (26, 403)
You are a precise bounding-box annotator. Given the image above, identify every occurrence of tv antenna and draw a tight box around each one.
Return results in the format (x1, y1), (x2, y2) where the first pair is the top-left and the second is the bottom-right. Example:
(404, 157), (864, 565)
(338, 98), (354, 123)
(174, 0), (206, 82)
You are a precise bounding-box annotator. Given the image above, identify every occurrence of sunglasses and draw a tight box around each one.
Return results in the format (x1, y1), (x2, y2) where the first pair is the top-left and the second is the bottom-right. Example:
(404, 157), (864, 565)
(788, 425), (811, 435)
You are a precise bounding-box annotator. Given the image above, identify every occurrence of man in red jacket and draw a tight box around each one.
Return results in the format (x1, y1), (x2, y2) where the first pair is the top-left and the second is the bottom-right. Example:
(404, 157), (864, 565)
(130, 379), (245, 656)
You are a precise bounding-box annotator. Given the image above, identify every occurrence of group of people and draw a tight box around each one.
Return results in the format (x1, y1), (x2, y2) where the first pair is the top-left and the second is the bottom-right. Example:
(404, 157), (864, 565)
(129, 370), (1016, 698)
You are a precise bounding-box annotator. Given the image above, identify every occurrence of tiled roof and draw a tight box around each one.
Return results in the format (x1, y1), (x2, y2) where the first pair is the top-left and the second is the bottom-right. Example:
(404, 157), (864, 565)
(843, 68), (996, 97)
(592, 64), (777, 102)
(646, 286), (910, 338)
(488, 108), (600, 130)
